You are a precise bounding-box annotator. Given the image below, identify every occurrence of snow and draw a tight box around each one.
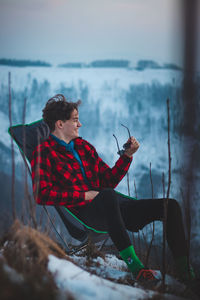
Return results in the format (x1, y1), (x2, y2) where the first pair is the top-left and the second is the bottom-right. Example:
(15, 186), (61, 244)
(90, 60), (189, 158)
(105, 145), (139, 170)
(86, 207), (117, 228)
(48, 254), (154, 300)
(71, 253), (129, 280)
(48, 253), (186, 300)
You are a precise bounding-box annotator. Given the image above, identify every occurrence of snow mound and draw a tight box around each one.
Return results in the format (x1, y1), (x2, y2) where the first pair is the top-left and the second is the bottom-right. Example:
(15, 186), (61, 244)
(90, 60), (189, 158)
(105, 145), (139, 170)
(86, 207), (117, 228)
(71, 253), (129, 280)
(48, 254), (154, 300)
(48, 254), (187, 300)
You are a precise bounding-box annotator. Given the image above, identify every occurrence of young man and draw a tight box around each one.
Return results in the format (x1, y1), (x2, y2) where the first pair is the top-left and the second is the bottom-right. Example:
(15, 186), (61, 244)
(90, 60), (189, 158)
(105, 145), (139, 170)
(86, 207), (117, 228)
(31, 94), (195, 284)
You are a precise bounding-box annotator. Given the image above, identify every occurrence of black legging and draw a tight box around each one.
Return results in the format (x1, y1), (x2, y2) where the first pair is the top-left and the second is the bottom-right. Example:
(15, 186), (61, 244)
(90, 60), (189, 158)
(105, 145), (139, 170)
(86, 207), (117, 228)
(74, 188), (187, 258)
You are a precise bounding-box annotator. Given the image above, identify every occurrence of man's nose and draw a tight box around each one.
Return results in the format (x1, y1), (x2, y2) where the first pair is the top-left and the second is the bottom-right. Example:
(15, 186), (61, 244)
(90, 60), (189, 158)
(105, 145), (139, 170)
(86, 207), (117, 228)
(78, 121), (82, 127)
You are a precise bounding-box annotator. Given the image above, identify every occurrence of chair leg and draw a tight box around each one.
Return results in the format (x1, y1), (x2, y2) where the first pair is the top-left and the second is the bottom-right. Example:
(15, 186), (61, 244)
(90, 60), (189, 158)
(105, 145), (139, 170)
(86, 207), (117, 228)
(98, 237), (109, 252)
(67, 238), (89, 255)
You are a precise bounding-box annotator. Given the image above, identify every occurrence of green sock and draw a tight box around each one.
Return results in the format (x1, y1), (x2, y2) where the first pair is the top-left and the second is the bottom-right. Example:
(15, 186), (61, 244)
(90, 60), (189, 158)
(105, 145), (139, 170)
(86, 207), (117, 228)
(175, 256), (195, 281)
(120, 245), (144, 276)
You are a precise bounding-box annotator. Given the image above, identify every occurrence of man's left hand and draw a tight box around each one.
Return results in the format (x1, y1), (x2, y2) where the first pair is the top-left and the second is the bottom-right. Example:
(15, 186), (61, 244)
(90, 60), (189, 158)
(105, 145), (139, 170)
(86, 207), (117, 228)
(124, 136), (140, 158)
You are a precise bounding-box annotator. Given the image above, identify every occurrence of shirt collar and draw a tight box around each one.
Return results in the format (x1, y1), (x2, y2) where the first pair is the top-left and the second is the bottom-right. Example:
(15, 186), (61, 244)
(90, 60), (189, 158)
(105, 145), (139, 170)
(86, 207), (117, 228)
(48, 134), (82, 151)
(50, 133), (74, 147)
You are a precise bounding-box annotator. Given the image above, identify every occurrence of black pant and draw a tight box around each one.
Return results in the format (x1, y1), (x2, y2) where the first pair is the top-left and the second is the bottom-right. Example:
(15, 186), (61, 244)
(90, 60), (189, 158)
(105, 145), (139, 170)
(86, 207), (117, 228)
(75, 188), (187, 258)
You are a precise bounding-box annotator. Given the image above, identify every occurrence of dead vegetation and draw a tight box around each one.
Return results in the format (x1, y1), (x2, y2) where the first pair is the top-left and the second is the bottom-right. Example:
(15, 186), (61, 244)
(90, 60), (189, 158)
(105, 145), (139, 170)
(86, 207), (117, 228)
(0, 219), (74, 300)
(77, 237), (105, 268)
(2, 219), (67, 270)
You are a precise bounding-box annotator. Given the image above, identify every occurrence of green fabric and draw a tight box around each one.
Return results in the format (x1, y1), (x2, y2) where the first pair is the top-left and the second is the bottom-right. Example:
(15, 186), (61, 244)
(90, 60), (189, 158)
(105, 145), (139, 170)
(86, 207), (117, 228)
(120, 245), (144, 276)
(175, 256), (196, 281)
(115, 190), (137, 200)
(8, 118), (43, 133)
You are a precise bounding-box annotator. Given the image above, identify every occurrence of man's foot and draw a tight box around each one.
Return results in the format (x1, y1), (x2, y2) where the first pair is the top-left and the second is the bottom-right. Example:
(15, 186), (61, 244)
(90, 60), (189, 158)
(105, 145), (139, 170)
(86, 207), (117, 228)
(136, 268), (161, 283)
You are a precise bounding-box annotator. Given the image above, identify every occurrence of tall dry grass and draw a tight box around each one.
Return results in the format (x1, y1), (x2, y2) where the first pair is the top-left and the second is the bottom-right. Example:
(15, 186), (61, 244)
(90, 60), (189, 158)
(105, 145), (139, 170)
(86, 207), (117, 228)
(0, 219), (74, 300)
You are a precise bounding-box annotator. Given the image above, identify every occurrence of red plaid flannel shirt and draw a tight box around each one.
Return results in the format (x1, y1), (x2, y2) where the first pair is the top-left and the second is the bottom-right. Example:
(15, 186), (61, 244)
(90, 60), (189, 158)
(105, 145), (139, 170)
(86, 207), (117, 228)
(31, 135), (132, 209)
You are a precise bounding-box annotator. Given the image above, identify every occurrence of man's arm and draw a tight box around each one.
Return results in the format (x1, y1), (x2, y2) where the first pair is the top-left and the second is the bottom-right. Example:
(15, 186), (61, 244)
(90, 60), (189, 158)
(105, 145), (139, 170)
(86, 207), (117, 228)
(31, 146), (86, 207)
(97, 136), (139, 188)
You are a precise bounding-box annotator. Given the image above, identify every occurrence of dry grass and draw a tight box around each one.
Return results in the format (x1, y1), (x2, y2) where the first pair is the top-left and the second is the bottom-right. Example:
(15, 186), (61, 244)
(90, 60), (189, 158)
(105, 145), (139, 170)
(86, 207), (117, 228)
(81, 238), (105, 262)
(0, 219), (74, 300)
(1, 219), (66, 271)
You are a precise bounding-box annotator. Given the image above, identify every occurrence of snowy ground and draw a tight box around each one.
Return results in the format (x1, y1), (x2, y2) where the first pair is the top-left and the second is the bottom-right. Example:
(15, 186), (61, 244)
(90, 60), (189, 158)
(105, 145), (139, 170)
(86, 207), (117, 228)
(0, 220), (198, 300)
(48, 253), (187, 300)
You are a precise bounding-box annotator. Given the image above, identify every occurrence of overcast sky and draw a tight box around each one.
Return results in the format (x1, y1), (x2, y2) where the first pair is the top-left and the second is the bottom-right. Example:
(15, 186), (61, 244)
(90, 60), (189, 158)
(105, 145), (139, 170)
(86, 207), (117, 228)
(0, 0), (191, 66)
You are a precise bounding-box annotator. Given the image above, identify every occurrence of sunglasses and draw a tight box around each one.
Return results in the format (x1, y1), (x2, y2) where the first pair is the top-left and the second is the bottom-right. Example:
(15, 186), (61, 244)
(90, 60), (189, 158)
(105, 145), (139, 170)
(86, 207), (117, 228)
(113, 124), (131, 156)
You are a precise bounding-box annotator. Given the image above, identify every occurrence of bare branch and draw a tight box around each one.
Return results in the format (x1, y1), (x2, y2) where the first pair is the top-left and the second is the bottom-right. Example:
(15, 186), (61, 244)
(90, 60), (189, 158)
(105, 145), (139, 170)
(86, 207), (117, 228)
(166, 99), (172, 200)
(144, 162), (155, 266)
(133, 177), (138, 199)
(162, 172), (166, 288)
(8, 72), (16, 220)
(127, 171), (130, 196)
(162, 98), (172, 289)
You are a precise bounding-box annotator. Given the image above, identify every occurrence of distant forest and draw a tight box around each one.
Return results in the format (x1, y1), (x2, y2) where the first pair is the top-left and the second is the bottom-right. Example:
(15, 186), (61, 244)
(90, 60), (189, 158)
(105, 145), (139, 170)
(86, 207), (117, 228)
(0, 59), (51, 67)
(0, 58), (182, 70)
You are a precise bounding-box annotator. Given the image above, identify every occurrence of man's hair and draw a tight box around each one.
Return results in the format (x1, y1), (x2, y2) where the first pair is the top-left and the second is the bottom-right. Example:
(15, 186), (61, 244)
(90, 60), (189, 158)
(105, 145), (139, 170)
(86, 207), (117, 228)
(42, 94), (81, 132)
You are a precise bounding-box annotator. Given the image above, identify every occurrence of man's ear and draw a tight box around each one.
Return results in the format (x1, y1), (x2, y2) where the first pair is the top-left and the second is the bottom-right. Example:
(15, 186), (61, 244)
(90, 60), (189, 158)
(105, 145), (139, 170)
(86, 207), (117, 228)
(55, 120), (63, 129)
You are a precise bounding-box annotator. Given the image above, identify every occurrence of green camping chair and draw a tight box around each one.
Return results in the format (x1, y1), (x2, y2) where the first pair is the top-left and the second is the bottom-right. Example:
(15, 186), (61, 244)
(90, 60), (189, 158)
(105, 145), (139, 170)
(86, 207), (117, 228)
(8, 119), (109, 254)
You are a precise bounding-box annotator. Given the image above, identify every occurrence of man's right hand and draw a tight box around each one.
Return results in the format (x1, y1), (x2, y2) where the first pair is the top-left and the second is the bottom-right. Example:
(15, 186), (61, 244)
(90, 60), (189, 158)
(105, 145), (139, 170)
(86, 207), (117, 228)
(124, 136), (140, 158)
(85, 191), (99, 201)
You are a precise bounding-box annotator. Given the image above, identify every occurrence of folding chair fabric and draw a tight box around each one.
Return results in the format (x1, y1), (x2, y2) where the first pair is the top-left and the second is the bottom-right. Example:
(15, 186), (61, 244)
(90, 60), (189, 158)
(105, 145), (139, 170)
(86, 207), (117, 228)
(8, 119), (49, 162)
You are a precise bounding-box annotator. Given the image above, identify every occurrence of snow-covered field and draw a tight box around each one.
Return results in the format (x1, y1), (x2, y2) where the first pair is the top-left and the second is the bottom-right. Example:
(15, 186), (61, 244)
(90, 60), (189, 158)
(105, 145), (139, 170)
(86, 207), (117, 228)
(1, 64), (199, 246)
(0, 65), (182, 93)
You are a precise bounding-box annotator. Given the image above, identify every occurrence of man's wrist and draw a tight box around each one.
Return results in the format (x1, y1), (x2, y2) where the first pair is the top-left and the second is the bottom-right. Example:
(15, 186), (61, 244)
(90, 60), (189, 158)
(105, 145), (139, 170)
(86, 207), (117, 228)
(124, 151), (133, 158)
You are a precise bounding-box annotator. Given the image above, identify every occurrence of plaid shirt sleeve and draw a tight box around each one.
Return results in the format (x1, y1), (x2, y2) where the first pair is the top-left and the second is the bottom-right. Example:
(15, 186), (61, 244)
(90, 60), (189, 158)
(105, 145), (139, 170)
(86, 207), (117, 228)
(31, 144), (86, 206)
(82, 140), (133, 188)
(98, 153), (133, 188)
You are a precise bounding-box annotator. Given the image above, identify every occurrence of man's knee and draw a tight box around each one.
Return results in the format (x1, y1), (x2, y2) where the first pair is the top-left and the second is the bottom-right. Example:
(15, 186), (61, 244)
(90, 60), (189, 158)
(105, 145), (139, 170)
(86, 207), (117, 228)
(167, 198), (182, 215)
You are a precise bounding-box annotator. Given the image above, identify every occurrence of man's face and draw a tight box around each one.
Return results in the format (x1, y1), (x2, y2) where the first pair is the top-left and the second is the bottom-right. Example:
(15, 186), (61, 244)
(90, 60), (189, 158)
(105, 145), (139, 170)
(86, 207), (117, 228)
(62, 109), (82, 141)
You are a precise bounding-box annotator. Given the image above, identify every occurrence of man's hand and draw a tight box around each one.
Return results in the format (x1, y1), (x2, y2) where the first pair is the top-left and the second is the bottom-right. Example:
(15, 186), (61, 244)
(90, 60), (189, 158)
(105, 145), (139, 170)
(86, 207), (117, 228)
(85, 190), (99, 201)
(124, 136), (140, 158)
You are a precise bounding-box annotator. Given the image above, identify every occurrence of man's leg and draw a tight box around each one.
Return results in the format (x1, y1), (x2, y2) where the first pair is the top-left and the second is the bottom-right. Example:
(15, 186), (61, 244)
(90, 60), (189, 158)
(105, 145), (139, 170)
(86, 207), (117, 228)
(75, 188), (145, 276)
(117, 193), (195, 281)
(118, 195), (187, 257)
